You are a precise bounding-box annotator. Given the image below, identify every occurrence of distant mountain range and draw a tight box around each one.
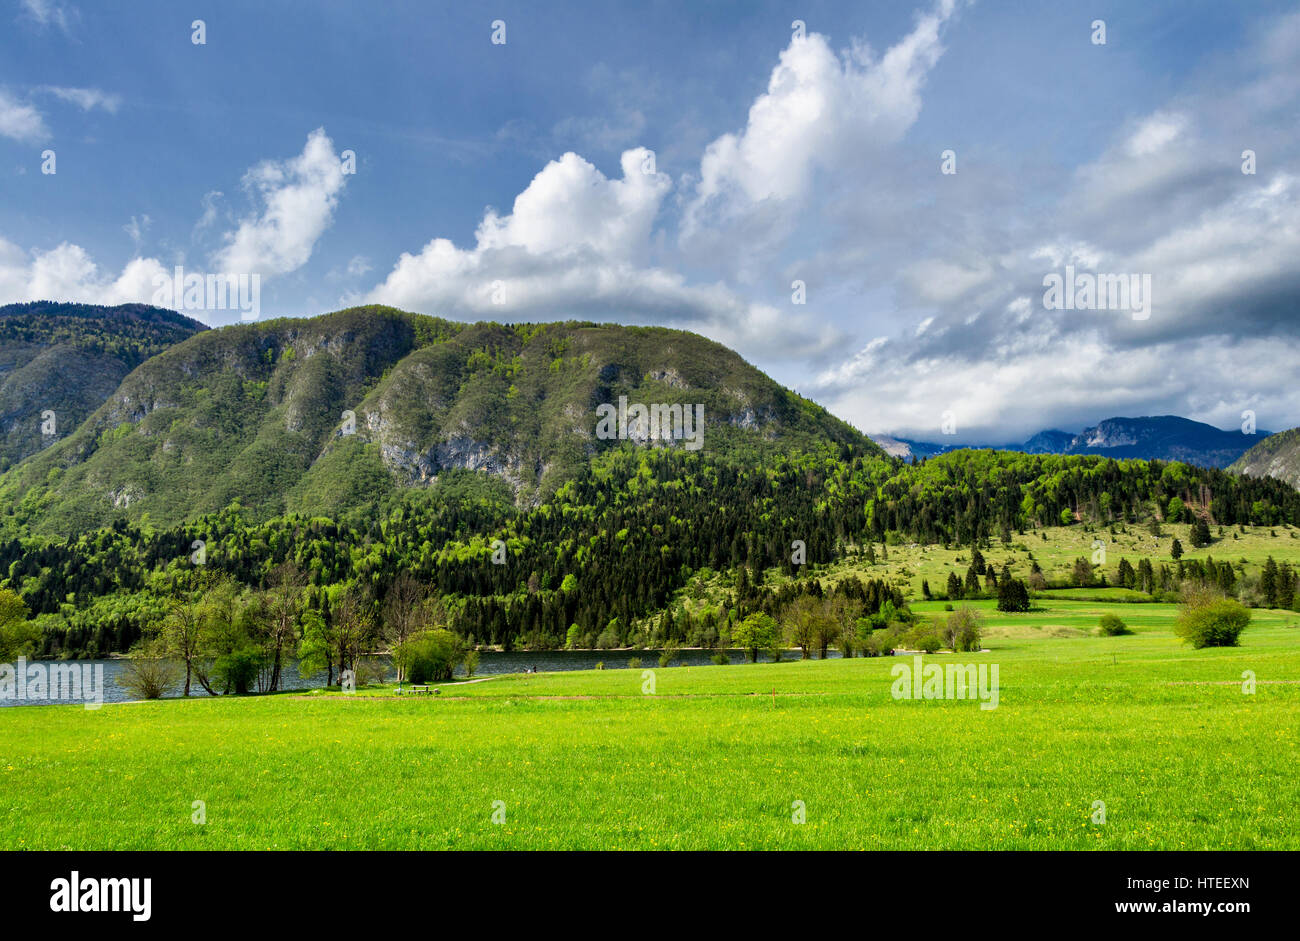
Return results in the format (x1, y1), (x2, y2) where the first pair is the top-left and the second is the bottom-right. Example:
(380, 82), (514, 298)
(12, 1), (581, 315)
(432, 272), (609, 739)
(871, 415), (1273, 469)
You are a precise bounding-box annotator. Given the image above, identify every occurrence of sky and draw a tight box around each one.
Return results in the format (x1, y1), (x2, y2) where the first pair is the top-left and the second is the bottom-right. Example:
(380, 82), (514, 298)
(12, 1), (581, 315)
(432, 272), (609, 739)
(2, 0), (1299, 443)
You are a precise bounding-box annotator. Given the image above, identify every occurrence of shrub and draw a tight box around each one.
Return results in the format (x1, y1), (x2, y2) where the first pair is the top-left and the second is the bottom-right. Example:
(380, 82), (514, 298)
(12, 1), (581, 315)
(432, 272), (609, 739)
(658, 645), (679, 668)
(356, 659), (388, 687)
(860, 631), (891, 657)
(215, 646), (264, 694)
(627, 657), (642, 669)
(120, 657), (181, 700)
(1098, 613), (1131, 636)
(595, 661), (605, 670)
(1175, 595), (1250, 648)
(915, 634), (942, 653)
(463, 649), (480, 678)
(400, 629), (465, 683)
(711, 651), (730, 666)
(943, 606), (984, 651)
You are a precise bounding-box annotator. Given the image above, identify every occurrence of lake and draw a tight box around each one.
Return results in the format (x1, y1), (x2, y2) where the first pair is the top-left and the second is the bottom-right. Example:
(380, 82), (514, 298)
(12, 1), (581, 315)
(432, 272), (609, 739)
(1, 647), (841, 707)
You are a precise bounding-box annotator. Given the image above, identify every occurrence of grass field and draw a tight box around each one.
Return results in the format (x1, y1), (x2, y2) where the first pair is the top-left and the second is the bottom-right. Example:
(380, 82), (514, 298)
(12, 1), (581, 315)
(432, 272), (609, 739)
(3, 599), (1297, 850)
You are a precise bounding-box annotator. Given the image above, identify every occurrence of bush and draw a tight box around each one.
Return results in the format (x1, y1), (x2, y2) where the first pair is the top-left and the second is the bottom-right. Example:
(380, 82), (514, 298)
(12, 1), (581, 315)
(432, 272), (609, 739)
(214, 646), (264, 694)
(400, 629), (465, 683)
(1098, 613), (1131, 636)
(463, 649), (480, 678)
(356, 659), (388, 687)
(1175, 596), (1250, 648)
(627, 657), (642, 669)
(120, 657), (181, 700)
(915, 634), (942, 653)
(595, 661), (605, 670)
(658, 645), (679, 668)
(711, 651), (730, 666)
(943, 606), (984, 651)
(861, 625), (902, 657)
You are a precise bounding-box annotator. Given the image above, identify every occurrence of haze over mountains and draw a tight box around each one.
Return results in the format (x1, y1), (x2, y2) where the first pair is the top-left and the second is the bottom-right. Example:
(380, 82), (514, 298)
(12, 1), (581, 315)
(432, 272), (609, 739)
(871, 415), (1271, 470)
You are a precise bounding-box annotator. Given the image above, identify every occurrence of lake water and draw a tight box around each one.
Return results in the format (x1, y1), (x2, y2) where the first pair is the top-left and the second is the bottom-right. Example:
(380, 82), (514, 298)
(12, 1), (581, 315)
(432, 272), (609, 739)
(1, 648), (842, 707)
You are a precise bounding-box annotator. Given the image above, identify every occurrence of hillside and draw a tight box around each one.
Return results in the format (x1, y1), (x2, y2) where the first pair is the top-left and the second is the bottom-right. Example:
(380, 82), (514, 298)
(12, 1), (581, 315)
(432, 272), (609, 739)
(0, 301), (206, 472)
(1229, 427), (1300, 488)
(0, 306), (875, 535)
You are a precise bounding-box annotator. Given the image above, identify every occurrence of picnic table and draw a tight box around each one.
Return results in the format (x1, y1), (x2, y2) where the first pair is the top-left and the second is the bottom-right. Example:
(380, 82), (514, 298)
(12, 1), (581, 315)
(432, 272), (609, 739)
(395, 685), (434, 695)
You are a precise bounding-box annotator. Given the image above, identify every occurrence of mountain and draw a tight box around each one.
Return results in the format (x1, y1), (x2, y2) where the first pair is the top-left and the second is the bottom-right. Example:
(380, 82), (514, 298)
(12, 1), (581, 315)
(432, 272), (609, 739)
(0, 306), (876, 536)
(1057, 416), (1266, 467)
(1229, 428), (1300, 488)
(0, 301), (206, 472)
(868, 434), (959, 460)
(874, 416), (1266, 468)
(1020, 429), (1075, 454)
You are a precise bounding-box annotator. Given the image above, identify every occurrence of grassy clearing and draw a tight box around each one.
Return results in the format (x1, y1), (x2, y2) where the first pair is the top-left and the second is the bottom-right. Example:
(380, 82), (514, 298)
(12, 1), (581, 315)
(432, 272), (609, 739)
(675, 524), (1300, 609)
(2, 600), (1297, 850)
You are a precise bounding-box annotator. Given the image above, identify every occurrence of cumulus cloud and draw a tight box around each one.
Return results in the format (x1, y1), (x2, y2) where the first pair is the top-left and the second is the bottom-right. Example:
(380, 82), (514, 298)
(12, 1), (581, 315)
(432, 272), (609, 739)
(364, 147), (840, 357)
(804, 6), (1300, 440)
(681, 1), (961, 251)
(212, 127), (347, 277)
(0, 129), (349, 317)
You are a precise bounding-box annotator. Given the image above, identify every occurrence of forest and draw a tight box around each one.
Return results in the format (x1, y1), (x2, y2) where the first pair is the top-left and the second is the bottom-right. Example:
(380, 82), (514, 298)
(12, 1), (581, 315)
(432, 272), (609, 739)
(5, 443), (1299, 660)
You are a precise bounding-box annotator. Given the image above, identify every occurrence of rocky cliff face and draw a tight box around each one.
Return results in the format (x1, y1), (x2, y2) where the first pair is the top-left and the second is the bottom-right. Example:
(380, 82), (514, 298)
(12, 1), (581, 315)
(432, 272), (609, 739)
(1229, 428), (1300, 488)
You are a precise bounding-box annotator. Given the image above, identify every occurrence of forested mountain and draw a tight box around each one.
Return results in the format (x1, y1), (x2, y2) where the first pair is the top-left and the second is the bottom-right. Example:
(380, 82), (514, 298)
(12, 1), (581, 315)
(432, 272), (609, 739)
(0, 301), (206, 472)
(1230, 428), (1300, 489)
(2, 305), (1297, 661)
(874, 416), (1266, 468)
(0, 306), (872, 537)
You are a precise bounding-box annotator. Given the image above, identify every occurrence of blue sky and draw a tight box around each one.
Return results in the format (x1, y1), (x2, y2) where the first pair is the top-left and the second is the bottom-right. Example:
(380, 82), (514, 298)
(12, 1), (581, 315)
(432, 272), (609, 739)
(3, 0), (1299, 442)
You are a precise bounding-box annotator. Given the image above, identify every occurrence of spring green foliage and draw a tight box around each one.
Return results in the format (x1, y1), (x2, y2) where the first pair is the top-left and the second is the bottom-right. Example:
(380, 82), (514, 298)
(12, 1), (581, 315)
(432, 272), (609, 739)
(1175, 594), (1251, 648)
(3, 601), (1297, 849)
(1098, 613), (1132, 635)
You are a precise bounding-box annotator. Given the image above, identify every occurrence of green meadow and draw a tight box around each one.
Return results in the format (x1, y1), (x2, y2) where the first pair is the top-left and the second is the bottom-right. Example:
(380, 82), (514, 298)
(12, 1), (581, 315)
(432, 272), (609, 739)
(2, 598), (1297, 850)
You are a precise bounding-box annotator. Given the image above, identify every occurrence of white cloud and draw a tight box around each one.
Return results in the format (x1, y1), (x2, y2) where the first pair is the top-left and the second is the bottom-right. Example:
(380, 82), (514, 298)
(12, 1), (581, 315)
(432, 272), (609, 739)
(0, 89), (48, 142)
(38, 86), (121, 113)
(19, 0), (77, 33)
(364, 146), (839, 356)
(682, 1), (960, 240)
(212, 127), (347, 277)
(0, 130), (348, 313)
(123, 215), (151, 248)
(0, 240), (167, 308)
